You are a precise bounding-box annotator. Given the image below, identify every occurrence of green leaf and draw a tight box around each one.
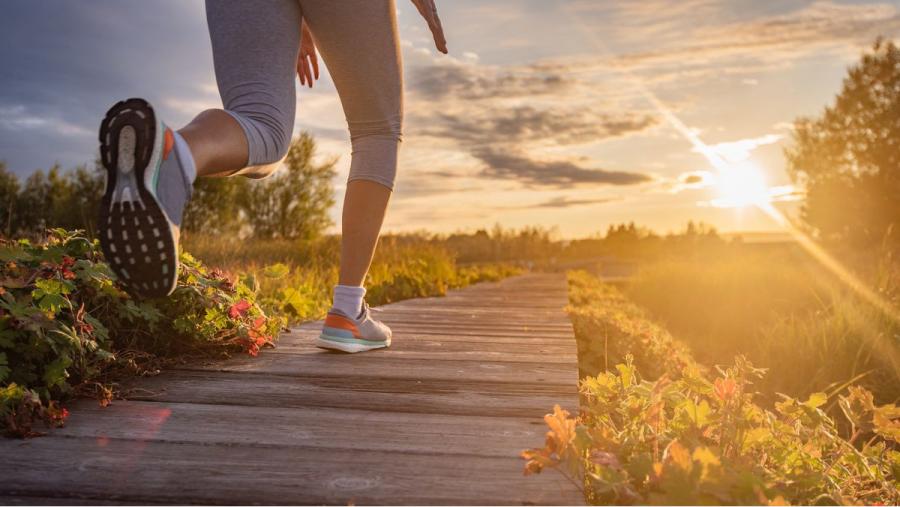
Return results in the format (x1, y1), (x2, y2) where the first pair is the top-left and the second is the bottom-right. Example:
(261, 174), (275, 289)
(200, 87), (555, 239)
(804, 392), (828, 409)
(0, 352), (9, 383)
(262, 263), (290, 279)
(615, 363), (635, 388)
(682, 399), (712, 428)
(42, 355), (72, 389)
(33, 278), (73, 297)
(742, 427), (771, 449)
(0, 244), (34, 263)
(0, 327), (16, 349)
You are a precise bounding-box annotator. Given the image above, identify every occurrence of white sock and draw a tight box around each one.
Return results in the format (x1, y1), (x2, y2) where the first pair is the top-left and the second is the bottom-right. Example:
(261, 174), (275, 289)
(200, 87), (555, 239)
(172, 130), (197, 184)
(332, 284), (366, 317)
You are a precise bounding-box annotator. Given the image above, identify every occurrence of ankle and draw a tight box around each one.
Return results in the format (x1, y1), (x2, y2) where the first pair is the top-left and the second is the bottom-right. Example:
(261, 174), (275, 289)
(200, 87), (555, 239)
(332, 284), (365, 317)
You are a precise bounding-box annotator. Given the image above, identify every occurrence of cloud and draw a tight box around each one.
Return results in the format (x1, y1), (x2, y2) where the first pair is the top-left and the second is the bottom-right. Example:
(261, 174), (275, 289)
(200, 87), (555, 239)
(0, 105), (92, 137)
(394, 170), (484, 198)
(700, 133), (783, 163)
(671, 170), (715, 193)
(504, 195), (620, 210)
(405, 55), (658, 189)
(473, 148), (652, 187)
(416, 106), (656, 147)
(0, 0), (211, 173)
(410, 60), (574, 101)
(546, 1), (900, 81)
(490, 195), (620, 211)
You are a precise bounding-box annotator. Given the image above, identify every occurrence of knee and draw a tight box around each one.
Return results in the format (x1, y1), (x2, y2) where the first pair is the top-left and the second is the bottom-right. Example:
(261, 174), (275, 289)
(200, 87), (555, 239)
(226, 106), (293, 166)
(347, 115), (403, 143)
(345, 114), (402, 189)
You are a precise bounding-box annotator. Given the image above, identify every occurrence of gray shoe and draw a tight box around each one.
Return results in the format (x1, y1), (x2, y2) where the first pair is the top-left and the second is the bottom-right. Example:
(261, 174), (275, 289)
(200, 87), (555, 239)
(98, 98), (191, 298)
(316, 302), (392, 353)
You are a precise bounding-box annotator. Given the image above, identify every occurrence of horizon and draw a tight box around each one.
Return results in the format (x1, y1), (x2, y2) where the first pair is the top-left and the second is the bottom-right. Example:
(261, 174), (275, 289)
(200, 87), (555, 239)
(2, 0), (899, 237)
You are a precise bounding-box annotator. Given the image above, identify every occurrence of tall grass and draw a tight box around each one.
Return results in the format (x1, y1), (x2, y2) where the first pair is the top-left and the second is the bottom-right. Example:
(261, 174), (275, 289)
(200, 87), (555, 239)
(624, 250), (900, 403)
(183, 233), (522, 322)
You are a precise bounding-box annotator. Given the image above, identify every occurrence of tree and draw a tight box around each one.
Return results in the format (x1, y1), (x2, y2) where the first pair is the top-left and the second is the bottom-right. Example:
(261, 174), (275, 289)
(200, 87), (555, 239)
(15, 168), (55, 235)
(64, 164), (105, 237)
(182, 177), (248, 236)
(241, 133), (336, 240)
(785, 39), (900, 247)
(0, 162), (20, 237)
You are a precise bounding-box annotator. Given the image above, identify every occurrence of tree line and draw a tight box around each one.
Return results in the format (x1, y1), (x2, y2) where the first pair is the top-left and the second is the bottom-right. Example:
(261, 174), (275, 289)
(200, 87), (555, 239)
(0, 133), (335, 241)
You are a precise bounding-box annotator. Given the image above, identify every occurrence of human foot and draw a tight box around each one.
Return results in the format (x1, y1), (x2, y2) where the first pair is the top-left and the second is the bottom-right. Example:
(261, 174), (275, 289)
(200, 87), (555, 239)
(316, 302), (392, 353)
(98, 98), (196, 298)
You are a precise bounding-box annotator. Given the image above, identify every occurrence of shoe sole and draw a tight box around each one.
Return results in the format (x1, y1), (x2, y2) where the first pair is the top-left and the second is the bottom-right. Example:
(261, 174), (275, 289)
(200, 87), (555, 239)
(97, 98), (178, 298)
(315, 334), (391, 353)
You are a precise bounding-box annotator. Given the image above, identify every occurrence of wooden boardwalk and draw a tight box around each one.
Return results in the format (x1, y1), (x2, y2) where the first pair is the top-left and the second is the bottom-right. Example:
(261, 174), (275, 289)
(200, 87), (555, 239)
(0, 274), (583, 505)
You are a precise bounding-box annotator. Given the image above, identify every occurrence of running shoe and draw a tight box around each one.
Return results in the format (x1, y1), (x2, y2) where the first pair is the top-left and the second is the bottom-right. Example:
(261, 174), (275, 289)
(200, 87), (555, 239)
(316, 302), (392, 353)
(97, 98), (191, 298)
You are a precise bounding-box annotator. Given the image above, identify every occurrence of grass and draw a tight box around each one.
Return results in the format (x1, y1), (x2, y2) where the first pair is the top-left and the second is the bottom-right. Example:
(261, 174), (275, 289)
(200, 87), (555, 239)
(622, 248), (900, 404)
(183, 233), (523, 323)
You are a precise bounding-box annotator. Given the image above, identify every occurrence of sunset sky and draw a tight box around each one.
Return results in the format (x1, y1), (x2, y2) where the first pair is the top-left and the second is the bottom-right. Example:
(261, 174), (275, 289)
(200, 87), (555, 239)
(2, 0), (899, 237)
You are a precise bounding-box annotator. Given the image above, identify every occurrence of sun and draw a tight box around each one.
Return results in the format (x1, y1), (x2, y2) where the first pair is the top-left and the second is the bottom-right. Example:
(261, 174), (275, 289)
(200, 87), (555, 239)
(710, 162), (772, 208)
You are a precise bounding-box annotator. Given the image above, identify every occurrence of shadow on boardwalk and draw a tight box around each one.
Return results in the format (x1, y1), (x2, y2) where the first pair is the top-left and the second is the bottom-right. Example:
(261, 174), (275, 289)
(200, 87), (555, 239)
(0, 274), (583, 505)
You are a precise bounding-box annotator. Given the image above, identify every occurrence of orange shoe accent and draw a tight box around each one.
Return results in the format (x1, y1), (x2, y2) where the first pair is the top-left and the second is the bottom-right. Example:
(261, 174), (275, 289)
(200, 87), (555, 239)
(324, 314), (361, 337)
(162, 128), (175, 160)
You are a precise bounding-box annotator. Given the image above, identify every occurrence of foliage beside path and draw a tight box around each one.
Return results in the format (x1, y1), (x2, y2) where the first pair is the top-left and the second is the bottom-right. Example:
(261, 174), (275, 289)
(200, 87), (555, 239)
(523, 271), (900, 506)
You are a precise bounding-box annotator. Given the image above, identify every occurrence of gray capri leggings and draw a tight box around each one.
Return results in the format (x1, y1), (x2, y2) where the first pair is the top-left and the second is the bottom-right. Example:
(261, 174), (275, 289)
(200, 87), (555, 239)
(205, 0), (403, 189)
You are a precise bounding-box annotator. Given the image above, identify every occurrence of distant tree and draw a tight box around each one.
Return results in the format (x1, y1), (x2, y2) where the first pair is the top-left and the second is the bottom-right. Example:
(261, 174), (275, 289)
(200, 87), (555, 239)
(182, 177), (249, 236)
(241, 133), (336, 240)
(51, 164), (104, 236)
(0, 162), (20, 237)
(15, 167), (55, 235)
(785, 39), (900, 246)
(0, 161), (103, 237)
(2, 132), (335, 240)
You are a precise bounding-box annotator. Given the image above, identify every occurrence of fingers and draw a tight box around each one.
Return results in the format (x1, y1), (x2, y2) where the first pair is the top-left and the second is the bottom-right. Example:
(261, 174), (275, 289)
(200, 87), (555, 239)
(411, 0), (448, 54)
(297, 51), (319, 89)
(427, 0), (448, 54)
(302, 56), (313, 89)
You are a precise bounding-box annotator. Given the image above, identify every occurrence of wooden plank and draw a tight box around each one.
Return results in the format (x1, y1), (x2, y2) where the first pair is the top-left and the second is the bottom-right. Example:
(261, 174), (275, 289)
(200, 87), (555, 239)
(46, 400), (552, 458)
(0, 496), (159, 505)
(270, 335), (577, 357)
(0, 437), (582, 505)
(123, 370), (576, 418)
(287, 325), (576, 340)
(180, 354), (578, 386)
(285, 327), (575, 342)
(265, 347), (576, 364)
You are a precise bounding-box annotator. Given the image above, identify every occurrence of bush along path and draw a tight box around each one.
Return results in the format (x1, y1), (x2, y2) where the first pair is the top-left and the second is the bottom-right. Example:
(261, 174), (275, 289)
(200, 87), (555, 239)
(522, 271), (900, 505)
(0, 229), (284, 437)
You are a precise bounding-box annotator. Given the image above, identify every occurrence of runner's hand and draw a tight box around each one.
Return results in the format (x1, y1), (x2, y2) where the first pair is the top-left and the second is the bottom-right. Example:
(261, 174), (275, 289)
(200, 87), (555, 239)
(297, 19), (319, 88)
(410, 0), (448, 54)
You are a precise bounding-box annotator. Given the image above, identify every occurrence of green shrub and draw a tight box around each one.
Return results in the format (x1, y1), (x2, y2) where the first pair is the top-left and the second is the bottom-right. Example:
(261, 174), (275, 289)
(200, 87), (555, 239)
(567, 271), (697, 380)
(523, 356), (899, 505)
(0, 230), (284, 437)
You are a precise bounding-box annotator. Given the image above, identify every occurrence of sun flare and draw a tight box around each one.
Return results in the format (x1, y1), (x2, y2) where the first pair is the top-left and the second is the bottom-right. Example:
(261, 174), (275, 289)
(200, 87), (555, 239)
(710, 162), (772, 208)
